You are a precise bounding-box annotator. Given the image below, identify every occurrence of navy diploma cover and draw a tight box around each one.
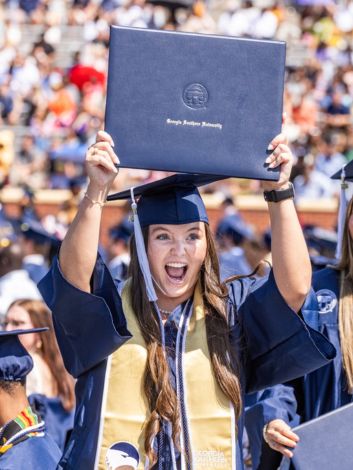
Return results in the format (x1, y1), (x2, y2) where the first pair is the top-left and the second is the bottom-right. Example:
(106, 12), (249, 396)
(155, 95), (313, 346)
(105, 26), (286, 181)
(287, 403), (353, 470)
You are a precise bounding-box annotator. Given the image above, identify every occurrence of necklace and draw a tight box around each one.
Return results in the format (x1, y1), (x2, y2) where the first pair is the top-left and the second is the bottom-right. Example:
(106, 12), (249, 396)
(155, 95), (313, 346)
(158, 307), (173, 316)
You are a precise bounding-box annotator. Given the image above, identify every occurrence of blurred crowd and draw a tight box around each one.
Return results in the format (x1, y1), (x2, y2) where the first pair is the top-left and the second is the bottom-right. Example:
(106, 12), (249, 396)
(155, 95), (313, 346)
(0, 0), (352, 199)
(0, 0), (346, 313)
(0, 1), (351, 466)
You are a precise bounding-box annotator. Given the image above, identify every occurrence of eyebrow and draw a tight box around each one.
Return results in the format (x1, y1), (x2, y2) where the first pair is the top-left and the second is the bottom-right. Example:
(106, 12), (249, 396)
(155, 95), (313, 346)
(150, 225), (202, 234)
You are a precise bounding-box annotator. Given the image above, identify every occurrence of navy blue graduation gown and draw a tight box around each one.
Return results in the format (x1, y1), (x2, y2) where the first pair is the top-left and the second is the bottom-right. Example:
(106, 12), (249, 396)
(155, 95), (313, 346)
(245, 267), (353, 469)
(0, 433), (61, 469)
(38, 256), (335, 470)
(244, 385), (299, 470)
(29, 393), (74, 451)
(300, 267), (353, 418)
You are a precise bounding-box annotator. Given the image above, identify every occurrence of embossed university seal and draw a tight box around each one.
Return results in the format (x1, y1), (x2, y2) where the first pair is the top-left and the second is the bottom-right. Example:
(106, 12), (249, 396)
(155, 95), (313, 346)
(183, 83), (208, 109)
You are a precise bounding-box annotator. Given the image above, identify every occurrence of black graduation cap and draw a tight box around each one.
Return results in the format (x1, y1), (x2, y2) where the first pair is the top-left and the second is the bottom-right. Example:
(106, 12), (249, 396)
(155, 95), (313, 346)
(216, 214), (254, 245)
(303, 225), (337, 254)
(20, 218), (59, 246)
(0, 328), (48, 381)
(109, 218), (134, 243)
(107, 173), (227, 228)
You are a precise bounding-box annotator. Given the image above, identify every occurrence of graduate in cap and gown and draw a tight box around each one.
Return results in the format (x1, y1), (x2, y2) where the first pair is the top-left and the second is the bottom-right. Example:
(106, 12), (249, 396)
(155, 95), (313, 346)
(38, 130), (336, 470)
(19, 218), (60, 284)
(0, 328), (61, 469)
(3, 298), (75, 451)
(216, 214), (254, 280)
(107, 218), (134, 281)
(248, 160), (353, 469)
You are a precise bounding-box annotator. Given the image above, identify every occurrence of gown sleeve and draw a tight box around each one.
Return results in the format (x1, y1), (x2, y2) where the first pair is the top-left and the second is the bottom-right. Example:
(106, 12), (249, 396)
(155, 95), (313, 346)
(37, 254), (132, 378)
(244, 384), (299, 470)
(229, 270), (336, 393)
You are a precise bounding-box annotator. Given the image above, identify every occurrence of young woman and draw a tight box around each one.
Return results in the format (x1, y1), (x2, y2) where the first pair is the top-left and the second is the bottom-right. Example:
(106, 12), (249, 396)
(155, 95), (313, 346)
(260, 195), (353, 466)
(38, 130), (335, 470)
(4, 299), (75, 450)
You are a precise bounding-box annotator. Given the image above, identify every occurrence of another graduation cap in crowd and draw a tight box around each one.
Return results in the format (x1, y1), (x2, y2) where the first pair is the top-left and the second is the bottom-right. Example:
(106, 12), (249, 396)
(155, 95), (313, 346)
(216, 214), (254, 246)
(68, 176), (87, 195)
(0, 328), (48, 382)
(107, 173), (223, 302)
(109, 218), (134, 244)
(303, 225), (338, 271)
(20, 218), (60, 248)
(331, 160), (353, 259)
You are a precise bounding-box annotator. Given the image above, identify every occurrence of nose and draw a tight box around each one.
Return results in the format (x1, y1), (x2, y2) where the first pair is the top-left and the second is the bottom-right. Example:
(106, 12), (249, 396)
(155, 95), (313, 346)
(170, 239), (186, 256)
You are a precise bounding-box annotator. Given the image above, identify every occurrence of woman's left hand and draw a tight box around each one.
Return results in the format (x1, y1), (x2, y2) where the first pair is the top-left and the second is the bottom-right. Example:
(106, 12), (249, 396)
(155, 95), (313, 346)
(262, 132), (293, 192)
(263, 419), (299, 458)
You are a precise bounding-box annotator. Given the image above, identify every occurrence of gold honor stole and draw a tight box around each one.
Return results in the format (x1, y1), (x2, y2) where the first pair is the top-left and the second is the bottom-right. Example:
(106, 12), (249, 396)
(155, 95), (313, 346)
(97, 281), (236, 469)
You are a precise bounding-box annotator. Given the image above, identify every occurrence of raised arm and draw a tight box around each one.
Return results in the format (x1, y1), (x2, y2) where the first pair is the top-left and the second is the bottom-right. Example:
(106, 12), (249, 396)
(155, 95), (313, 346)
(262, 133), (311, 312)
(59, 131), (119, 292)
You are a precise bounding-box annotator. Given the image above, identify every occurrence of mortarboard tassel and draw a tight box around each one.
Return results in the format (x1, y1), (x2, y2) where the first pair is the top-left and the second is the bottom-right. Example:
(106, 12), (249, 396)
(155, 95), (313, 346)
(130, 188), (158, 302)
(335, 168), (348, 261)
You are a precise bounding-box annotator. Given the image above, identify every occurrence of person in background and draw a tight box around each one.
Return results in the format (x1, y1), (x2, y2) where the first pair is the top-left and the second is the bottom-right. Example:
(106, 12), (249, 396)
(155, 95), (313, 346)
(107, 218), (133, 280)
(216, 214), (269, 280)
(19, 220), (54, 284)
(253, 194), (353, 468)
(303, 225), (338, 271)
(315, 133), (347, 179)
(293, 154), (336, 201)
(216, 214), (254, 279)
(0, 328), (61, 469)
(0, 242), (42, 317)
(3, 299), (75, 451)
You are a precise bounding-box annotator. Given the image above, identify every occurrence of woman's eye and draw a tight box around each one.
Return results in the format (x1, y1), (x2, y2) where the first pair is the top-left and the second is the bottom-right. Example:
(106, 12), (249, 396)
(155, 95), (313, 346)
(156, 234), (169, 240)
(187, 233), (199, 241)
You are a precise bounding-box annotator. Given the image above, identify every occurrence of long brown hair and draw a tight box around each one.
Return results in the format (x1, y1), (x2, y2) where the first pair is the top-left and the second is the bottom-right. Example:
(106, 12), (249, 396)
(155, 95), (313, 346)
(129, 223), (242, 466)
(8, 299), (75, 411)
(335, 197), (353, 393)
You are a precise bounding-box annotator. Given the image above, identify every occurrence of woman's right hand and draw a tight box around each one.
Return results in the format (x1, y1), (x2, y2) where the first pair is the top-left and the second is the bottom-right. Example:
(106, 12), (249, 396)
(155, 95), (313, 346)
(86, 130), (120, 191)
(263, 419), (299, 458)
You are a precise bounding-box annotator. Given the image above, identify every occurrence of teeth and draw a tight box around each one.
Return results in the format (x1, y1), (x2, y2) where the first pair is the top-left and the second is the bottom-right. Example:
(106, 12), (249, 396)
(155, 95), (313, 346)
(166, 263), (187, 268)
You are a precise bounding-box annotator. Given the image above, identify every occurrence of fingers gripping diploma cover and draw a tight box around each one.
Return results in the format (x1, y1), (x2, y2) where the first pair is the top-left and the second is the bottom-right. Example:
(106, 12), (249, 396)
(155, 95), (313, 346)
(105, 26), (286, 181)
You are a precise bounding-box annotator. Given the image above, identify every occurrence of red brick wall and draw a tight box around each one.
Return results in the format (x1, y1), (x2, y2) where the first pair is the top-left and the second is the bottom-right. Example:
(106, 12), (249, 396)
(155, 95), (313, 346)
(3, 196), (338, 247)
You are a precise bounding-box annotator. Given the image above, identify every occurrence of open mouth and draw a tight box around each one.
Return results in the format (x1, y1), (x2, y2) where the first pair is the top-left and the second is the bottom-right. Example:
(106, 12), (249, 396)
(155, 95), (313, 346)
(165, 262), (188, 283)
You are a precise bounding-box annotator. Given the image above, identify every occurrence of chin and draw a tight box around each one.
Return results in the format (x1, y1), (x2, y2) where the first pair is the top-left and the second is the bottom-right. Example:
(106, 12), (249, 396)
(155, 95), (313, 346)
(160, 277), (196, 300)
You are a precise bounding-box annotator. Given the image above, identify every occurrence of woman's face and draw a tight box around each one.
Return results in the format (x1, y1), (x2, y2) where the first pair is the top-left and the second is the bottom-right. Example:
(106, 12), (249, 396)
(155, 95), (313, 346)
(4, 305), (37, 352)
(147, 222), (207, 308)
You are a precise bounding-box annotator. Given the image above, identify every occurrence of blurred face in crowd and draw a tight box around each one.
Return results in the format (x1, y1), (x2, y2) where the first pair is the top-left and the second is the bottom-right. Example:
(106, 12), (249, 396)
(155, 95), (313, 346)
(4, 305), (37, 352)
(147, 222), (207, 309)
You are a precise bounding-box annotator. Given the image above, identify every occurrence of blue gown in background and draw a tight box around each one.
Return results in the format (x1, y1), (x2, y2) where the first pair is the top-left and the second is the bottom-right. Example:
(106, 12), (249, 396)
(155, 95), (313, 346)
(0, 433), (61, 469)
(23, 259), (49, 284)
(300, 267), (353, 417)
(38, 255), (335, 470)
(245, 267), (353, 469)
(29, 393), (74, 451)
